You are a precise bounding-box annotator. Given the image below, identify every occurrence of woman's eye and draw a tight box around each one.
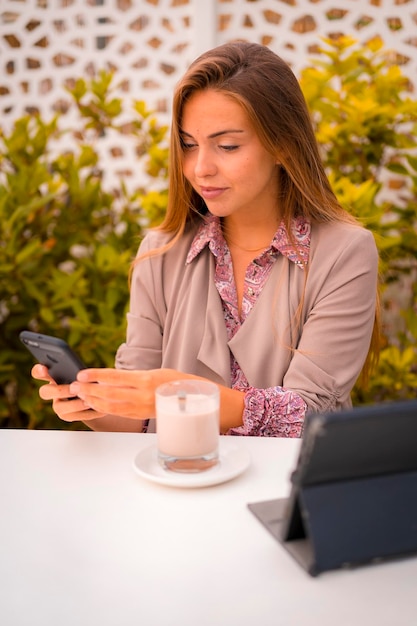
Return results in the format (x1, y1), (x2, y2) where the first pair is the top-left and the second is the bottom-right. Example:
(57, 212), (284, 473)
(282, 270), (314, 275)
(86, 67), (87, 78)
(220, 145), (239, 152)
(180, 135), (197, 150)
(181, 141), (197, 151)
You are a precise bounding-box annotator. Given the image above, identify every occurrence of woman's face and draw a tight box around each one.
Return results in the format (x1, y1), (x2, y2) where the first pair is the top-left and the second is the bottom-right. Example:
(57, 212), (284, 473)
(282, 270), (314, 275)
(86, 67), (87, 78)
(180, 89), (280, 223)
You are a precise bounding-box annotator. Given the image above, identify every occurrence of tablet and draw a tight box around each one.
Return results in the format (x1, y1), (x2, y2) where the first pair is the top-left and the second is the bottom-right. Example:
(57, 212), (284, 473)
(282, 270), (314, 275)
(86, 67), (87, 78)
(248, 399), (417, 575)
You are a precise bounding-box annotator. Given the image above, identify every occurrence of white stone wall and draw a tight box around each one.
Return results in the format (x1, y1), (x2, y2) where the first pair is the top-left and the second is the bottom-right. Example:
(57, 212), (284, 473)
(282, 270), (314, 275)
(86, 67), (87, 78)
(1, 0), (416, 191)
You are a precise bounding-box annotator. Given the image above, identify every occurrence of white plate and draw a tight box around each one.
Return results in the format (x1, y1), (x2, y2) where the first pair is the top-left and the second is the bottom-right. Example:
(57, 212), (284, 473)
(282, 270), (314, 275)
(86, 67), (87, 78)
(133, 439), (251, 488)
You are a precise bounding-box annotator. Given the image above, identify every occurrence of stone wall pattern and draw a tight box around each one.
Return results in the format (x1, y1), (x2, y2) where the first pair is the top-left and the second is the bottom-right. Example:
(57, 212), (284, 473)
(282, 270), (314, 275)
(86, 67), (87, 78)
(1, 0), (416, 191)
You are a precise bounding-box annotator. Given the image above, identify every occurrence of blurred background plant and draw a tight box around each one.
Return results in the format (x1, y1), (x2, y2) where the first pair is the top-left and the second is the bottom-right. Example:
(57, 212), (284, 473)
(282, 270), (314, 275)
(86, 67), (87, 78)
(0, 70), (168, 428)
(300, 35), (417, 403)
(1, 36), (416, 429)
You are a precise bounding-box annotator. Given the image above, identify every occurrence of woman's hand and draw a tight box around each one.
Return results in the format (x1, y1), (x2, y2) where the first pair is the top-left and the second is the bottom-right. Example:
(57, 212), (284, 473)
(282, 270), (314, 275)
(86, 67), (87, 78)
(31, 363), (108, 423)
(68, 367), (182, 421)
(32, 365), (244, 432)
(69, 368), (245, 432)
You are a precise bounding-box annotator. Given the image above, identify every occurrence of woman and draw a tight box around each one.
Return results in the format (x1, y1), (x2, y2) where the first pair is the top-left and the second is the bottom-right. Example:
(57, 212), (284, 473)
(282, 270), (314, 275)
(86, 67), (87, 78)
(33, 41), (379, 436)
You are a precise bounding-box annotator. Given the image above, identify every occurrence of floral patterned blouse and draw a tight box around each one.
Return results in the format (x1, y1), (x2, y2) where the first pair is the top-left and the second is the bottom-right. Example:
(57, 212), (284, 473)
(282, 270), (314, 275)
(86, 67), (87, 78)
(186, 214), (310, 438)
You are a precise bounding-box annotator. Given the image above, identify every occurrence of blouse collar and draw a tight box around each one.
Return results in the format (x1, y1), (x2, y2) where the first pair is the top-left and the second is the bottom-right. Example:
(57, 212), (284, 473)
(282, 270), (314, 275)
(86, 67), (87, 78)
(186, 213), (311, 268)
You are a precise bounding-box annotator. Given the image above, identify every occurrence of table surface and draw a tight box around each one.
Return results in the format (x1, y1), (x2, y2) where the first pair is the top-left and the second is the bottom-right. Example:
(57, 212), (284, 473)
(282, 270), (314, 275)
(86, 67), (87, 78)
(0, 429), (416, 626)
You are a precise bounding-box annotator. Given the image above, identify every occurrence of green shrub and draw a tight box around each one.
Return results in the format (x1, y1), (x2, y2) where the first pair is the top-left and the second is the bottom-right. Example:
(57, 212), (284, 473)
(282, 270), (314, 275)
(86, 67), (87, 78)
(300, 36), (417, 402)
(0, 71), (168, 428)
(2, 37), (417, 429)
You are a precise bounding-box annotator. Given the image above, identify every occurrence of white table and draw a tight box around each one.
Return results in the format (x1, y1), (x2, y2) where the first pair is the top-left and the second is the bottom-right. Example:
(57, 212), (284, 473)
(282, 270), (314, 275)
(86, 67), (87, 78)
(0, 429), (416, 626)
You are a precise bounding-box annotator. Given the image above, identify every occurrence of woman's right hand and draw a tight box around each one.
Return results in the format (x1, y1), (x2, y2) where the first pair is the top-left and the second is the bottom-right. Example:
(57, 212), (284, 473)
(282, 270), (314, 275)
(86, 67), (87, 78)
(31, 364), (107, 423)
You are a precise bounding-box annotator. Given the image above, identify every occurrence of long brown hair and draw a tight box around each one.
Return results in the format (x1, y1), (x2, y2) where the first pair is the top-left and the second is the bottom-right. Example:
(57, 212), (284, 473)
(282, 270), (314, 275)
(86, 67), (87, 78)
(160, 40), (358, 241)
(146, 41), (381, 379)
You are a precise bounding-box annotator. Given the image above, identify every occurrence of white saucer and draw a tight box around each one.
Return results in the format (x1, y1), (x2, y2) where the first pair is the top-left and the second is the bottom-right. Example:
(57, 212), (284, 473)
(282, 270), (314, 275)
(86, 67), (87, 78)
(133, 439), (251, 488)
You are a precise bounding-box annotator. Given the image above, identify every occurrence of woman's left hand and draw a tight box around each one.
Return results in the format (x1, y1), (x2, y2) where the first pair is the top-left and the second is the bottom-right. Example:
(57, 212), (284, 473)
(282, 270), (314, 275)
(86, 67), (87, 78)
(69, 368), (189, 420)
(69, 367), (244, 433)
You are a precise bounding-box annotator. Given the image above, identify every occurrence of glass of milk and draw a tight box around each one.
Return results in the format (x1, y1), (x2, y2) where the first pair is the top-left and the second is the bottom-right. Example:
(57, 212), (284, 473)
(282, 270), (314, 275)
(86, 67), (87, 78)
(155, 380), (220, 473)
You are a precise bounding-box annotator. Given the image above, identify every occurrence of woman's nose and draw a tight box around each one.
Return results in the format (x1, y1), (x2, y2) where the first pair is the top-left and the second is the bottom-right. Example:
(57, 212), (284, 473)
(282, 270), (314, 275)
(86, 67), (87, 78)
(194, 148), (217, 178)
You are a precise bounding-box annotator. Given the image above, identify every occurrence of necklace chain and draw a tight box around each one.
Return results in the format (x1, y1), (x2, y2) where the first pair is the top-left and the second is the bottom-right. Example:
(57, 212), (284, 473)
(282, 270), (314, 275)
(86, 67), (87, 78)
(221, 219), (275, 253)
(226, 238), (270, 253)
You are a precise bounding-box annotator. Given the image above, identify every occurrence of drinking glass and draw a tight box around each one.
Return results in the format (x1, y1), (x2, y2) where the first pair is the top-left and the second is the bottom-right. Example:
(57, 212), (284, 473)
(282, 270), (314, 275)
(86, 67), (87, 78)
(156, 380), (220, 473)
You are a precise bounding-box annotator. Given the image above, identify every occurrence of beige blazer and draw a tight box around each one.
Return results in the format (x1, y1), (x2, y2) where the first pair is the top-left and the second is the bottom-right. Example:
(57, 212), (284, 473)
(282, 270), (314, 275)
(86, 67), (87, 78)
(116, 219), (378, 417)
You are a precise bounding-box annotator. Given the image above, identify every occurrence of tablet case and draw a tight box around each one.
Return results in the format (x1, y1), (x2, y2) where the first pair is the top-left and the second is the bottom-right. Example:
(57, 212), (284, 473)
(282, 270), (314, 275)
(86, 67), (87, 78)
(248, 399), (417, 576)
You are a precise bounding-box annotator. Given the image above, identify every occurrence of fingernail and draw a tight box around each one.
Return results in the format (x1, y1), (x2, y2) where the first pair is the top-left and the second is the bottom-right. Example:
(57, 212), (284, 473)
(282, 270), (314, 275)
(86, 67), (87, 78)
(69, 383), (79, 395)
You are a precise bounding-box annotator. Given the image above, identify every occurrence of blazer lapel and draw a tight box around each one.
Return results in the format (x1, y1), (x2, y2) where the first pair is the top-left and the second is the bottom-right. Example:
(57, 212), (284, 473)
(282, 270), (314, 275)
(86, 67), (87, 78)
(229, 257), (303, 388)
(196, 257), (232, 386)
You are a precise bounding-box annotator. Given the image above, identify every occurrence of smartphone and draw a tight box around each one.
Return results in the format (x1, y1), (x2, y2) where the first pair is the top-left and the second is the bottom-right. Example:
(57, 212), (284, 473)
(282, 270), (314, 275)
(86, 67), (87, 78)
(19, 330), (86, 385)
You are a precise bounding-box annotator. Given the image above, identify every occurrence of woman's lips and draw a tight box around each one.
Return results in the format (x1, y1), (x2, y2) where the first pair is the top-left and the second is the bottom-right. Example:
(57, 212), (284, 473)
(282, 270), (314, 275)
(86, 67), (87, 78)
(200, 186), (227, 200)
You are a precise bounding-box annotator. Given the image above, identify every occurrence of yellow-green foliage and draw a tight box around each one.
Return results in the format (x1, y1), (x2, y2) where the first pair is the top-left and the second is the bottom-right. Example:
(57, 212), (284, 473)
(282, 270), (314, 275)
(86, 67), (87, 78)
(300, 36), (417, 402)
(1, 38), (417, 429)
(0, 71), (168, 428)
